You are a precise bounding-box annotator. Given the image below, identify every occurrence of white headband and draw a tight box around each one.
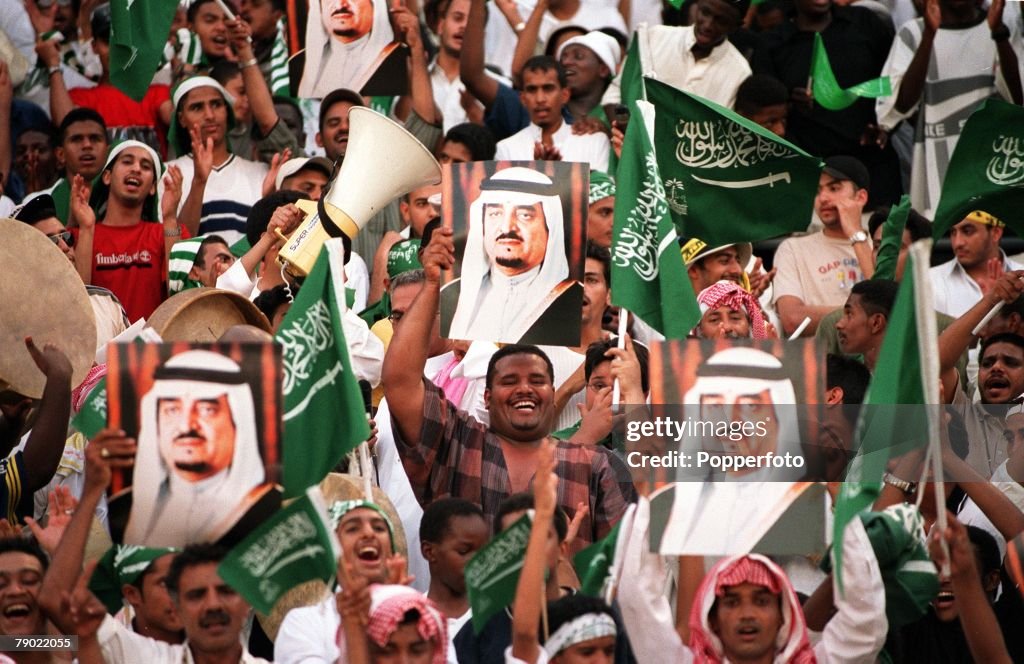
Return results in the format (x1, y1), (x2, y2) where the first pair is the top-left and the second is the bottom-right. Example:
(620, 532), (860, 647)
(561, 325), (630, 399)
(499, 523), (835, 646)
(172, 75), (235, 109)
(544, 612), (617, 657)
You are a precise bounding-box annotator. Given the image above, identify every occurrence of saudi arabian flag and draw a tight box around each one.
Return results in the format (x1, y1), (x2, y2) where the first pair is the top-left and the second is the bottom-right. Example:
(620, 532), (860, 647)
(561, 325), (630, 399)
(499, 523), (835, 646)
(611, 99), (698, 337)
(219, 486), (340, 615)
(619, 33), (644, 109)
(575, 520), (622, 597)
(644, 78), (822, 247)
(72, 377), (107, 440)
(109, 0), (180, 102)
(276, 239), (370, 499)
(810, 33), (891, 111)
(931, 100), (1024, 238)
(832, 241), (940, 592)
(465, 513), (532, 633)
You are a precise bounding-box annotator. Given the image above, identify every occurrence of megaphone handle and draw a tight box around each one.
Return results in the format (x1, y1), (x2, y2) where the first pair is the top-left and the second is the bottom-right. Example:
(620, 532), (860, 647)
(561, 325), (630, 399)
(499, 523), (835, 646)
(274, 227), (289, 244)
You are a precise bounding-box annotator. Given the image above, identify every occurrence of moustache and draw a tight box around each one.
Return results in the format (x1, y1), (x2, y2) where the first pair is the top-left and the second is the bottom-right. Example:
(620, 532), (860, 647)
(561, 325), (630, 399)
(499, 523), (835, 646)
(200, 610), (231, 628)
(174, 429), (207, 443)
(496, 231), (524, 242)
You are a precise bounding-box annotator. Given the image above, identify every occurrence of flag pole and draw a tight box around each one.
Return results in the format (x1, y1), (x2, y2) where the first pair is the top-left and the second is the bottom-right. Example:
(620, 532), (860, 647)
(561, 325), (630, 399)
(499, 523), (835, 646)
(611, 308), (629, 411)
(788, 316), (811, 340)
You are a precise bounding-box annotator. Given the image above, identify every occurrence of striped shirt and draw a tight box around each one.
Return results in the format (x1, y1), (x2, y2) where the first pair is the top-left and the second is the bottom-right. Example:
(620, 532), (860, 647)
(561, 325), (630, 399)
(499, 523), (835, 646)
(392, 380), (635, 551)
(168, 154), (268, 246)
(0, 452), (30, 524)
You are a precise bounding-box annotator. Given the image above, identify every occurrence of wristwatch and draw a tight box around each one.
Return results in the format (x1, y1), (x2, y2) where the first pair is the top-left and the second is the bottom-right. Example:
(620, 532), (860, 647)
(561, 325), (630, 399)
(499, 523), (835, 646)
(164, 225), (182, 238)
(883, 472), (916, 496)
(513, 21), (526, 33)
(849, 230), (869, 245)
(992, 24), (1011, 43)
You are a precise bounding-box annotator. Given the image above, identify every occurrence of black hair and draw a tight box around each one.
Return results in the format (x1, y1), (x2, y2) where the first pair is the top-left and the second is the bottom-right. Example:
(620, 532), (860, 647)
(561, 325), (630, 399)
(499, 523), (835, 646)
(246, 190), (310, 247)
(485, 344), (555, 389)
(825, 354), (870, 405)
(253, 284), (295, 323)
(584, 339), (650, 394)
(0, 538), (48, 572)
(966, 525), (1001, 575)
(734, 74), (788, 117)
(18, 124), (58, 149)
(166, 543), (229, 599)
(544, 26), (588, 57)
(586, 242), (611, 288)
(90, 2), (111, 42)
(129, 552), (177, 592)
(318, 89), (364, 132)
(980, 332), (1024, 359)
(59, 108), (108, 144)
(867, 207), (933, 243)
(546, 594), (616, 644)
(193, 235), (230, 268)
(273, 95), (303, 119)
(522, 55), (568, 88)
(209, 60), (242, 87)
(419, 498), (486, 544)
(188, 0), (227, 23)
(850, 279), (899, 319)
(494, 493), (568, 542)
(995, 294), (1024, 323)
(444, 123), (497, 161)
(425, 0), (453, 29)
(597, 27), (629, 52)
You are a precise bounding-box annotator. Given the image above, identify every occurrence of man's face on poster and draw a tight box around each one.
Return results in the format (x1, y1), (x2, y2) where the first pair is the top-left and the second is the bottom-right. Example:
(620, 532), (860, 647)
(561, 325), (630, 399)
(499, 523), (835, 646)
(699, 388), (779, 458)
(322, 0), (374, 43)
(482, 199), (549, 276)
(157, 394), (236, 481)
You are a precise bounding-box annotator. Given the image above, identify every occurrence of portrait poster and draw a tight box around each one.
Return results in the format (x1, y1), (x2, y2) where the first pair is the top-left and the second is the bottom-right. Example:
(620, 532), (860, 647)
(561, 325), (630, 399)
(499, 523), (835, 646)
(299, 0), (407, 98)
(439, 160), (589, 346)
(105, 341), (283, 548)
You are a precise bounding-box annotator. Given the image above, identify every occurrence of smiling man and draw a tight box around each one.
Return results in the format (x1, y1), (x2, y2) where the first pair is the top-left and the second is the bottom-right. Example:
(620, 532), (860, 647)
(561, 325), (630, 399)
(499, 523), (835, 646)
(443, 166), (585, 345)
(0, 539), (49, 644)
(384, 225), (634, 552)
(125, 350), (271, 547)
(602, 0), (751, 109)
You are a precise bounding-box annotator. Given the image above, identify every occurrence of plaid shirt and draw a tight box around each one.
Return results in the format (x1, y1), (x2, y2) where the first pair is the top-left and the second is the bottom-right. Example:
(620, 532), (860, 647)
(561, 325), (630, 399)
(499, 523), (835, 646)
(393, 380), (636, 551)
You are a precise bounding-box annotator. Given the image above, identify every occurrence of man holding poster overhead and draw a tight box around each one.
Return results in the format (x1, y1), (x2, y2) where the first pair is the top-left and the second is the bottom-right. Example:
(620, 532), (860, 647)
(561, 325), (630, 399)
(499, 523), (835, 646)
(125, 350), (273, 547)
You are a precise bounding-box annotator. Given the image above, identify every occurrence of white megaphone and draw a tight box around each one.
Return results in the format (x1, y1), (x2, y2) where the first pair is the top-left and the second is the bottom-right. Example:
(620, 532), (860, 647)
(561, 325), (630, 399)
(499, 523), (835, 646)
(277, 107), (442, 277)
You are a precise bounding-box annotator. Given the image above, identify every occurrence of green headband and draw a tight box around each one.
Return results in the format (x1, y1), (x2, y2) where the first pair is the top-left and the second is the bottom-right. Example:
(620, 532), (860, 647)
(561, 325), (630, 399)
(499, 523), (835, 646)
(88, 545), (177, 615)
(387, 239), (422, 279)
(588, 170), (616, 205)
(328, 499), (396, 552)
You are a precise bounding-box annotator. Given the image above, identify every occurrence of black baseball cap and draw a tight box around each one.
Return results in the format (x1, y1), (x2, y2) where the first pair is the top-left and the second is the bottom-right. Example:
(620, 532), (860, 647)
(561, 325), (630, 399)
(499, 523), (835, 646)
(823, 156), (870, 191)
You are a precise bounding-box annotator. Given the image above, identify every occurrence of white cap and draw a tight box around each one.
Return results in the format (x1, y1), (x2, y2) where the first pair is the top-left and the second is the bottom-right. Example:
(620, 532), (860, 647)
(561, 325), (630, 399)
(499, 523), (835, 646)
(275, 156), (334, 191)
(557, 31), (622, 74)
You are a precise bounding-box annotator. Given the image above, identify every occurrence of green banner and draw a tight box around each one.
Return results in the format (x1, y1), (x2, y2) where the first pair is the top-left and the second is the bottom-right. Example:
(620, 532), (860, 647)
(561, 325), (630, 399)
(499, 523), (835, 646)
(810, 33), (891, 111)
(465, 513), (532, 633)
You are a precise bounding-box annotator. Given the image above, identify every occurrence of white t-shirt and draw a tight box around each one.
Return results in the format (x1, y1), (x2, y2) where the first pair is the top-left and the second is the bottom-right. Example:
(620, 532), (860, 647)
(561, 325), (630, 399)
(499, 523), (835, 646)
(169, 153), (268, 246)
(772, 233), (863, 310)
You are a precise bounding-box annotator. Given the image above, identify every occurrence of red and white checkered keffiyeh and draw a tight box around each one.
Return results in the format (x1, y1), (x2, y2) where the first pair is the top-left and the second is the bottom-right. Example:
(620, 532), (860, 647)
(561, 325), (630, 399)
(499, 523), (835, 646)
(688, 554), (815, 664)
(696, 281), (768, 339)
(337, 584), (447, 664)
(72, 364), (107, 414)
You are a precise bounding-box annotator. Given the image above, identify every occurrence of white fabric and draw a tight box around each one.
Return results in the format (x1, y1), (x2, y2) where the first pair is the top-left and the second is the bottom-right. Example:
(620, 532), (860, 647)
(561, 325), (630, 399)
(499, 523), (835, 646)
(929, 252), (1024, 318)
(98, 614), (270, 664)
(957, 459), (1024, 560)
(0, 195), (14, 218)
(876, 17), (1018, 216)
(483, 0), (627, 77)
(0, 2), (35, 62)
(504, 645), (551, 664)
(299, 0), (394, 98)
(601, 24), (751, 108)
(346, 251), (370, 313)
(124, 351), (266, 546)
(172, 76), (235, 109)
(275, 594), (339, 664)
(447, 610), (472, 664)
(448, 341), (497, 425)
(557, 32), (622, 73)
(430, 63), (506, 134)
(447, 167), (574, 342)
(772, 232), (863, 310)
(543, 612), (616, 657)
(494, 121), (610, 173)
(373, 351), (457, 595)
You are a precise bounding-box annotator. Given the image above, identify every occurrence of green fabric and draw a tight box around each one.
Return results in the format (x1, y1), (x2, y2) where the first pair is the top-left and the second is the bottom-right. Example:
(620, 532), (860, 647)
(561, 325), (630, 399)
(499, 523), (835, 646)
(167, 237), (205, 296)
(51, 178), (71, 224)
(219, 488), (339, 615)
(465, 513), (532, 633)
(619, 37), (644, 110)
(551, 422), (581, 440)
(326, 499), (395, 547)
(873, 195), (910, 281)
(230, 236), (251, 258)
(823, 505), (938, 628)
(610, 100), (698, 338)
(72, 377), (106, 439)
(810, 33), (892, 111)
(588, 170), (616, 206)
(574, 519), (622, 596)
(358, 294), (390, 327)
(832, 247), (932, 592)
(387, 239), (422, 278)
(89, 545), (176, 615)
(108, 0), (179, 101)
(932, 100), (1024, 238)
(275, 246), (370, 498)
(644, 78), (822, 247)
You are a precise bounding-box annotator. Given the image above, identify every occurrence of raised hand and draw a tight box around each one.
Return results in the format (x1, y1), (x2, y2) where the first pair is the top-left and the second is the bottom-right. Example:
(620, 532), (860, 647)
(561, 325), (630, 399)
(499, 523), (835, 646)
(85, 428), (137, 494)
(25, 336), (72, 381)
(189, 123), (215, 184)
(70, 174), (96, 230)
(25, 487), (78, 556)
(533, 141), (563, 161)
(533, 439), (558, 517)
(419, 227), (455, 284)
(25, 0), (57, 38)
(336, 559), (372, 626)
(63, 561), (107, 638)
(564, 502), (589, 548)
(389, 4), (422, 51)
(385, 553), (415, 586)
(162, 164), (184, 222)
(924, 0), (941, 33)
(262, 148), (293, 197)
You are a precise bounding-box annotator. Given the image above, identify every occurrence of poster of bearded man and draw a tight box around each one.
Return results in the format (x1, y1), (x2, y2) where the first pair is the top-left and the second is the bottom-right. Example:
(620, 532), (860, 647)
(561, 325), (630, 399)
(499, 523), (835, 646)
(106, 341), (282, 548)
(439, 161), (588, 346)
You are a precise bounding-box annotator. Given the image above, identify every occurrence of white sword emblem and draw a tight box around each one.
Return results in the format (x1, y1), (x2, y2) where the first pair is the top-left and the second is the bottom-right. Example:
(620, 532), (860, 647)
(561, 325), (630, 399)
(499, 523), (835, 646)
(691, 172), (792, 189)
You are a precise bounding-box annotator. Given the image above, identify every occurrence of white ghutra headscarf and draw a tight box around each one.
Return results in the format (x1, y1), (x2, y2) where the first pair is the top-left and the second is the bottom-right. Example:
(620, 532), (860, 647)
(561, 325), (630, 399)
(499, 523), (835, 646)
(299, 0), (394, 98)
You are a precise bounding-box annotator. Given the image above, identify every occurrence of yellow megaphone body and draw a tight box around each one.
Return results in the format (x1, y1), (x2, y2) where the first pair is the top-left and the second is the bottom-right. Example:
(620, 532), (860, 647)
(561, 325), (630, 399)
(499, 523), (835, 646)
(277, 107), (442, 277)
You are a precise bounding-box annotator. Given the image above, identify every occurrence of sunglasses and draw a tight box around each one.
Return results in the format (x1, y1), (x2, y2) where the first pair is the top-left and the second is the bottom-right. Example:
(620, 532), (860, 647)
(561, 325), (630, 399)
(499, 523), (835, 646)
(47, 230), (74, 248)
